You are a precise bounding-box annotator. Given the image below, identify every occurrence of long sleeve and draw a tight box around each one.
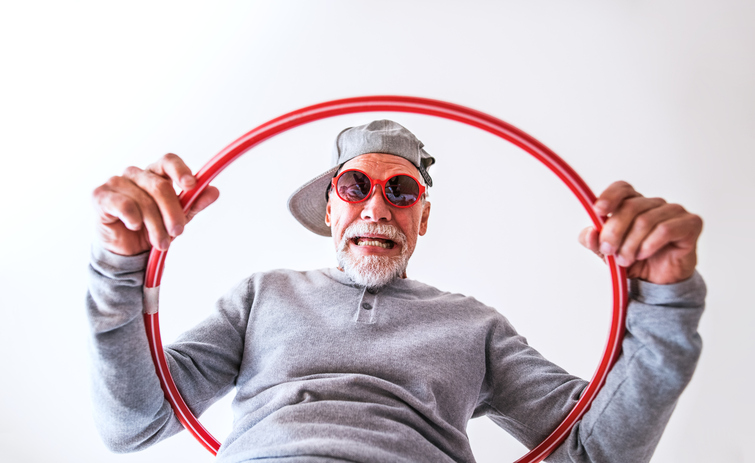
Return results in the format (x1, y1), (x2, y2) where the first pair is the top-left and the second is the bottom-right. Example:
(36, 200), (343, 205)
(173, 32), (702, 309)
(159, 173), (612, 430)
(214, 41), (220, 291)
(549, 272), (706, 462)
(480, 272), (705, 462)
(86, 244), (248, 452)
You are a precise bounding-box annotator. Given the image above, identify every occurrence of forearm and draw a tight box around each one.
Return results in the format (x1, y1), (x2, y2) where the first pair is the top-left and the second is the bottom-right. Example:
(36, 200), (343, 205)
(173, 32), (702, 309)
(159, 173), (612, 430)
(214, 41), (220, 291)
(549, 272), (706, 462)
(86, 245), (183, 452)
(86, 244), (246, 452)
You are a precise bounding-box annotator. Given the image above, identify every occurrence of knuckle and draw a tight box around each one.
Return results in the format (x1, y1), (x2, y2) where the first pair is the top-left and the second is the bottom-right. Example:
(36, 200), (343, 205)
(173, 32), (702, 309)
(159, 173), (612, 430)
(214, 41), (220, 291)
(153, 175), (172, 190)
(619, 181), (637, 193)
(600, 227), (620, 244)
(119, 198), (139, 218)
(92, 183), (110, 200)
(649, 197), (666, 206)
(689, 213), (703, 230)
(667, 203), (686, 215)
(625, 196), (646, 210)
(144, 174), (174, 197)
(617, 247), (634, 260)
(639, 241), (655, 256)
(634, 214), (651, 230)
(105, 175), (124, 188)
(656, 222), (672, 238)
(160, 153), (182, 169)
(122, 166), (142, 177)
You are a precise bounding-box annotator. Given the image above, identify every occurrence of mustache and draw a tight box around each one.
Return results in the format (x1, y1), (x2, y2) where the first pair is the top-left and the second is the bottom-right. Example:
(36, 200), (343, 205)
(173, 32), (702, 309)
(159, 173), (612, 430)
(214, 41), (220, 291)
(339, 223), (407, 248)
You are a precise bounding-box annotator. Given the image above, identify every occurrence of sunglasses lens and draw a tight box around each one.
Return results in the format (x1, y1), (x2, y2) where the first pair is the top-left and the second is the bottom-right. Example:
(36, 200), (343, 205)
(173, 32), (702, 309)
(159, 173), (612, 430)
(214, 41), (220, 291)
(337, 170), (372, 202)
(385, 175), (420, 206)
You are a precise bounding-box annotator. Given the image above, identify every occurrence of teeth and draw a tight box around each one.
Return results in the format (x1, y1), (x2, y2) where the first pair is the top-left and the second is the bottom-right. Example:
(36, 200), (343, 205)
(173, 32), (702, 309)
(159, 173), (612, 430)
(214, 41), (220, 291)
(356, 239), (392, 248)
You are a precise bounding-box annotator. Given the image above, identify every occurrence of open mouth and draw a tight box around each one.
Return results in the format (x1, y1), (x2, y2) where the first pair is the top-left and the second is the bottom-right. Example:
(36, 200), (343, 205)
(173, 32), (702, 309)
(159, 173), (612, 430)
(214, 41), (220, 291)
(351, 236), (396, 249)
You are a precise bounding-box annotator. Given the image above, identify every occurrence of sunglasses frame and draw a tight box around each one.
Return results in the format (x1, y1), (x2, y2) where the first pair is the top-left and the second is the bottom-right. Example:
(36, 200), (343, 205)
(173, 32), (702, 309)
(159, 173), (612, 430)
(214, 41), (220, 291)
(331, 168), (426, 208)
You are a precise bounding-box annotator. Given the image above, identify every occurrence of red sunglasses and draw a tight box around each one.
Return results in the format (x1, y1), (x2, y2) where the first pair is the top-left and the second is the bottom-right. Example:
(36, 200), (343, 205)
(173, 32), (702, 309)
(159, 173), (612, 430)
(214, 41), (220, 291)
(331, 169), (426, 208)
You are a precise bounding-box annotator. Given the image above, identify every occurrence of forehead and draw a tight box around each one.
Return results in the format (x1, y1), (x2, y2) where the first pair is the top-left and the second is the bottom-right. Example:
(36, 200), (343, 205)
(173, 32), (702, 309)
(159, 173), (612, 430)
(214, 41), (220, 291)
(341, 152), (418, 177)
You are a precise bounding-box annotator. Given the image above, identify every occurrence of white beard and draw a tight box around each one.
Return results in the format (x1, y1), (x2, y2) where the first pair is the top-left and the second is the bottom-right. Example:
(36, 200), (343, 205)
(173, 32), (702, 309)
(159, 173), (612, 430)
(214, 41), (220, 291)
(336, 223), (410, 289)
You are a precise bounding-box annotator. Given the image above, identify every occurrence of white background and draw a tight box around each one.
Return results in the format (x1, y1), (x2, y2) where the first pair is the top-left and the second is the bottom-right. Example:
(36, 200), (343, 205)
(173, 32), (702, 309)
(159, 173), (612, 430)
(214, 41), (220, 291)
(1, 1), (753, 462)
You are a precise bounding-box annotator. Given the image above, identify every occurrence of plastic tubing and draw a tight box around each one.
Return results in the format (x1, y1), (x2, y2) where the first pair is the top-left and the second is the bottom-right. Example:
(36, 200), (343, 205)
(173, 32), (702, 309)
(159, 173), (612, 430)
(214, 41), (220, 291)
(142, 95), (628, 462)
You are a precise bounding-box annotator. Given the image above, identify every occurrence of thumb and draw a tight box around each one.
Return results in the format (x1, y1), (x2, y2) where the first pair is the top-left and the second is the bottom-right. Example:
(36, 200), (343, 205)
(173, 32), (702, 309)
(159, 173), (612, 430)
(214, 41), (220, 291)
(578, 226), (604, 259)
(186, 186), (220, 223)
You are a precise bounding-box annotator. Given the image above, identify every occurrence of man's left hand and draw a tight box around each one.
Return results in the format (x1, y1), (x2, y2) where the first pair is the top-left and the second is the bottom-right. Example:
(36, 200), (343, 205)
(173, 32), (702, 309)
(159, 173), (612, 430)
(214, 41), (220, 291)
(578, 181), (703, 285)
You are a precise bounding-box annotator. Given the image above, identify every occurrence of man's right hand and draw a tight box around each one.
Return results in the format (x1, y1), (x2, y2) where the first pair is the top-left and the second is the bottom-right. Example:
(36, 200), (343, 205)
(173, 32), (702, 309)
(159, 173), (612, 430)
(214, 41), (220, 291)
(92, 153), (220, 256)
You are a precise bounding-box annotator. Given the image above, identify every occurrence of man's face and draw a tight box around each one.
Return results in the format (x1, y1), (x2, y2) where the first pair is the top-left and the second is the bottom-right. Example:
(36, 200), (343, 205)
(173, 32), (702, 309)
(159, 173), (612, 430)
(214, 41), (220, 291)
(326, 153), (431, 286)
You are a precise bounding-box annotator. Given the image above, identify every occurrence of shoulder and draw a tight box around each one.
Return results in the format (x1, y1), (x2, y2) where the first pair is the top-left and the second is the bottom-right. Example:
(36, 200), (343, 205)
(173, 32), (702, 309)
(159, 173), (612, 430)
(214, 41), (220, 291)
(395, 277), (505, 320)
(237, 267), (343, 295)
(215, 268), (339, 314)
(398, 277), (488, 304)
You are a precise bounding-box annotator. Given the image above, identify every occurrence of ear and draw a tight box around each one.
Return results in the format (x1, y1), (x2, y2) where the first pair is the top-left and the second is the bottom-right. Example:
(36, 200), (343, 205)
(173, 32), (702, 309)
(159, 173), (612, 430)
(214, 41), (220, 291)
(325, 198), (332, 227)
(418, 201), (431, 236)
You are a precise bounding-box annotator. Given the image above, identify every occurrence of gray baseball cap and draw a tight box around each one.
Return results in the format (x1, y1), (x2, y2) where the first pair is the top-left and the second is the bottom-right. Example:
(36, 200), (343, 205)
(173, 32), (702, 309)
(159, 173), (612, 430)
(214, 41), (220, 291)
(287, 119), (435, 237)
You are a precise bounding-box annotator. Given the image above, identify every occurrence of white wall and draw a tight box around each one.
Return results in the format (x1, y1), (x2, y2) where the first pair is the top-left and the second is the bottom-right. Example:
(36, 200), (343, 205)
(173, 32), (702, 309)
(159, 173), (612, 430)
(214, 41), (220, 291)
(1, 1), (753, 461)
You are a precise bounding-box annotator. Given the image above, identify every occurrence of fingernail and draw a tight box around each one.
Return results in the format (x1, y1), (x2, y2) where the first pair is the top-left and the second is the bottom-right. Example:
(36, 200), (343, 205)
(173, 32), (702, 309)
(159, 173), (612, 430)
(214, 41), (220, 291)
(600, 242), (614, 256)
(181, 175), (196, 187)
(160, 238), (171, 250)
(171, 224), (184, 236)
(616, 255), (630, 267)
(595, 200), (610, 214)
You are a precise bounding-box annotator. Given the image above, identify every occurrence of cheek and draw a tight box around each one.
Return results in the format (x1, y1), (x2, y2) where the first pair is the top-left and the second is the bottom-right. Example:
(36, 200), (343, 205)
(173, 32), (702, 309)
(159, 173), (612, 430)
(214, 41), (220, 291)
(329, 204), (359, 238)
(397, 212), (423, 240)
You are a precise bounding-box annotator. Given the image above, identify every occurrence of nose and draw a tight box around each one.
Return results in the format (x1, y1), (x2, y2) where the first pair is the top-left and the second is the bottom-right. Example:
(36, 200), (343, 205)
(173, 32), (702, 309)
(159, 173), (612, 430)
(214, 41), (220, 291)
(360, 184), (392, 223)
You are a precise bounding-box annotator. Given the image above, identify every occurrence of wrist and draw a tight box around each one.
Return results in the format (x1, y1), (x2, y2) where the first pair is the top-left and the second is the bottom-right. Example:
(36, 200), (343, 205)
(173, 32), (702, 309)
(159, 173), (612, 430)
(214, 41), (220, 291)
(629, 271), (706, 307)
(91, 242), (150, 277)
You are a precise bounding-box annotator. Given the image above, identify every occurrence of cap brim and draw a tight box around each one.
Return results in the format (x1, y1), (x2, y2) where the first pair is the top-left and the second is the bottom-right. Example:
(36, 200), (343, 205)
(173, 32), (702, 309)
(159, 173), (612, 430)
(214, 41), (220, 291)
(287, 166), (339, 237)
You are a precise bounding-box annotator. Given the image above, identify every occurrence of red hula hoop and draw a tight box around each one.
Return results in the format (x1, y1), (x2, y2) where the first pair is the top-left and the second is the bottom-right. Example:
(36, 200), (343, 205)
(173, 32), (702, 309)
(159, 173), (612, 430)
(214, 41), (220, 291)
(142, 95), (629, 462)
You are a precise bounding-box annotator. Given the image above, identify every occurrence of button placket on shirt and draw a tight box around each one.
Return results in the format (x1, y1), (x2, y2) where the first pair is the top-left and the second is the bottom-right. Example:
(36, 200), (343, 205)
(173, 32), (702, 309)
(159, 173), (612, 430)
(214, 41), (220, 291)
(356, 287), (378, 324)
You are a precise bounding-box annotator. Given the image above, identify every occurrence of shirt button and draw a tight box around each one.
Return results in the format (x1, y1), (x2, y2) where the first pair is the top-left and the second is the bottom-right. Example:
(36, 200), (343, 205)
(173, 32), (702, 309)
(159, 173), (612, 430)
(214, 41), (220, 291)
(367, 288), (377, 294)
(362, 302), (373, 310)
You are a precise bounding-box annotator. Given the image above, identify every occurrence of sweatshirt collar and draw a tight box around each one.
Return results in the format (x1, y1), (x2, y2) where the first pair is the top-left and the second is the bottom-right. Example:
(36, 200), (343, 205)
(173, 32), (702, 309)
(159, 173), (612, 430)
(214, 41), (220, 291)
(323, 267), (414, 292)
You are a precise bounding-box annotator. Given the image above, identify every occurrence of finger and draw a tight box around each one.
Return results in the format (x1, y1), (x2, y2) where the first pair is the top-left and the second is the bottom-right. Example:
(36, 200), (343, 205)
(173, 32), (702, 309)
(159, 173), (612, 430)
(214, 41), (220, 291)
(578, 226), (603, 258)
(185, 186), (220, 223)
(93, 181), (144, 231)
(614, 203), (687, 266)
(599, 196), (666, 257)
(594, 181), (642, 217)
(635, 213), (703, 261)
(123, 166), (187, 237)
(146, 153), (196, 191)
(95, 176), (172, 250)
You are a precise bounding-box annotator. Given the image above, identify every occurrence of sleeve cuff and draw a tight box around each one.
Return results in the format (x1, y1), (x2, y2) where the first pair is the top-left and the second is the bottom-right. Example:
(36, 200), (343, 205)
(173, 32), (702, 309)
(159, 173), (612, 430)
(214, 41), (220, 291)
(90, 242), (150, 278)
(629, 270), (707, 308)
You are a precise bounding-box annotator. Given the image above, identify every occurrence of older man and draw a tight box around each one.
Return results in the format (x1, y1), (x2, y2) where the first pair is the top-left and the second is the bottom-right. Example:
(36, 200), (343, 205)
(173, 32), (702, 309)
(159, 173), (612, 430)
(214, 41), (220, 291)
(87, 120), (705, 462)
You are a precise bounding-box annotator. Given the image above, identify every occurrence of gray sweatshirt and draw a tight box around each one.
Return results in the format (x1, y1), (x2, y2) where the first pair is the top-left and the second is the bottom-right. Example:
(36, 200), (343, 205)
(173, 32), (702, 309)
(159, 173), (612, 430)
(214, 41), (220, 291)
(86, 245), (705, 462)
